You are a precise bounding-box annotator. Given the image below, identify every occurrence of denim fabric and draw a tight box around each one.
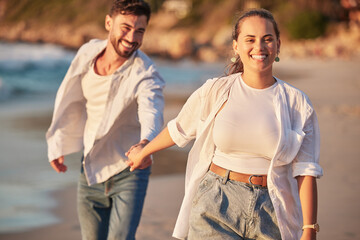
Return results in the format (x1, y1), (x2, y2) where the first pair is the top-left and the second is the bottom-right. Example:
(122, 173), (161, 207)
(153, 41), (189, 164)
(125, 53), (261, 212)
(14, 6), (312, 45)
(188, 171), (281, 240)
(77, 166), (150, 240)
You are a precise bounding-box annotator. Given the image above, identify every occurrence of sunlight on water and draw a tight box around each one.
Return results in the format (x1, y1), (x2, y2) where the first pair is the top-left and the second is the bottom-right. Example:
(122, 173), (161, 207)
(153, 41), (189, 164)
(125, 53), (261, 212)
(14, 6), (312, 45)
(0, 41), (225, 101)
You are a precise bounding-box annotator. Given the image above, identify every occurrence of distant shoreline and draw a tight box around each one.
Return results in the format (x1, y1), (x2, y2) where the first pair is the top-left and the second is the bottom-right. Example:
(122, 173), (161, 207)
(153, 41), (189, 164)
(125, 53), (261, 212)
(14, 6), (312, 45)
(1, 21), (359, 62)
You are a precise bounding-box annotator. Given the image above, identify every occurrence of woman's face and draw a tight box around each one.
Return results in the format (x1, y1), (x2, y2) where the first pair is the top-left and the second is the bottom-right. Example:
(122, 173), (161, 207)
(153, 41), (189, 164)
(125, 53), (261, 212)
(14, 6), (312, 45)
(233, 16), (280, 75)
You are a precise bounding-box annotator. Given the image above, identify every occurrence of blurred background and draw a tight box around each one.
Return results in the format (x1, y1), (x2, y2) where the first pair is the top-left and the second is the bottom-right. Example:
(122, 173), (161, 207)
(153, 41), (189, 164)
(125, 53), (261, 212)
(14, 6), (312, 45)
(0, 0), (359, 239)
(0, 0), (359, 60)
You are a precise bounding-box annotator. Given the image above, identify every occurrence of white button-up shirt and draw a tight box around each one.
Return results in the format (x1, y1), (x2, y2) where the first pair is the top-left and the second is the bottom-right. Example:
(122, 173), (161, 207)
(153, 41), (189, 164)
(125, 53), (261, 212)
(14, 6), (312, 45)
(46, 39), (165, 185)
(168, 73), (323, 240)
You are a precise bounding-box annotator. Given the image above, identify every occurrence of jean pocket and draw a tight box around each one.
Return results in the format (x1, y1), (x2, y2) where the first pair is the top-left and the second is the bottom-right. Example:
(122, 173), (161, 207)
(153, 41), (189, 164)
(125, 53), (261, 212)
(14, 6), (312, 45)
(192, 172), (216, 206)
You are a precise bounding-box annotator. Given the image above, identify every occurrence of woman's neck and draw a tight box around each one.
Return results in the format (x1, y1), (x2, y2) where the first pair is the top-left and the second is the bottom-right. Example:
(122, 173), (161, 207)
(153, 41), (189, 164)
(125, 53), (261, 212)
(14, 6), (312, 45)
(241, 71), (275, 89)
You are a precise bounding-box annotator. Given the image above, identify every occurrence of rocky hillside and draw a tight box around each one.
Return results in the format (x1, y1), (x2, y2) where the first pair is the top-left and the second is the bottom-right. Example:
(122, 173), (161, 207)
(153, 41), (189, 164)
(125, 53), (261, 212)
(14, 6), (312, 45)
(0, 0), (359, 61)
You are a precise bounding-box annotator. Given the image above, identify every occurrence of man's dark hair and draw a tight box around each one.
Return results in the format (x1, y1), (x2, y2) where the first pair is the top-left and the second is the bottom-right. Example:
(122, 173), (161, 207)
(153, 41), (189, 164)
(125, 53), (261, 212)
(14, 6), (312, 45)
(109, 0), (151, 22)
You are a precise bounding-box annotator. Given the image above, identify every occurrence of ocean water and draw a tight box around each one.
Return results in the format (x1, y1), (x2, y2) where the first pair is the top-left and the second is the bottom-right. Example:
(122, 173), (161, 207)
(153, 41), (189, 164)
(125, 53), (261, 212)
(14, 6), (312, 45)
(0, 41), (225, 233)
(0, 42), (75, 101)
(0, 41), (225, 102)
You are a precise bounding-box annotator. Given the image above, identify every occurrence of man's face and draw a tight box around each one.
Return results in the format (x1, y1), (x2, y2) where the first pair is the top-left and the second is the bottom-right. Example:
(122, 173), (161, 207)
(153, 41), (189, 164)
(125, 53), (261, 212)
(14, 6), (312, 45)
(105, 14), (148, 59)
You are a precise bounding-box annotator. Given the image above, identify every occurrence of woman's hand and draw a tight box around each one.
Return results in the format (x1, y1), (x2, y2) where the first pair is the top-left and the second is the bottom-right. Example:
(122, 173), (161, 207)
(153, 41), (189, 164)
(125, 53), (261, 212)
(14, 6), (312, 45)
(126, 127), (176, 171)
(126, 140), (152, 171)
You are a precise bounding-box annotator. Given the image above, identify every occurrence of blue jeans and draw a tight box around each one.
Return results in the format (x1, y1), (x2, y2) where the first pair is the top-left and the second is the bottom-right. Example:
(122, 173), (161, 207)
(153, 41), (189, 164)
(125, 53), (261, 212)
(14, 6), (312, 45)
(188, 171), (281, 240)
(77, 166), (150, 240)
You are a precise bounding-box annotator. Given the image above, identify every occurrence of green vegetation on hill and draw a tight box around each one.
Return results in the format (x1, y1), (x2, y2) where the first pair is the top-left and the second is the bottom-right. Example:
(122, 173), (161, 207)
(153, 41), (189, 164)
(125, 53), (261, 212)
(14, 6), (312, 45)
(2, 0), (167, 27)
(1, 0), (349, 40)
(178, 0), (225, 27)
(287, 10), (328, 39)
(3, 0), (112, 27)
(1, 0), (357, 60)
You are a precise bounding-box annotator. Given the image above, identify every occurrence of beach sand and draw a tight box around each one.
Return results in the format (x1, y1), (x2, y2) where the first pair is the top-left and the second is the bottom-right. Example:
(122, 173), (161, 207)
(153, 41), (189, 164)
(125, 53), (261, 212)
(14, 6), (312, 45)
(0, 58), (360, 240)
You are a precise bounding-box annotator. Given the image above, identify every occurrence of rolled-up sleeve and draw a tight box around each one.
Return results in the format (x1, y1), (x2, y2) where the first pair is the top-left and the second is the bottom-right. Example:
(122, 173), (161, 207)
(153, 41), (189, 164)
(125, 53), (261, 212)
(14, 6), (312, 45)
(167, 87), (204, 148)
(292, 107), (323, 178)
(136, 68), (165, 142)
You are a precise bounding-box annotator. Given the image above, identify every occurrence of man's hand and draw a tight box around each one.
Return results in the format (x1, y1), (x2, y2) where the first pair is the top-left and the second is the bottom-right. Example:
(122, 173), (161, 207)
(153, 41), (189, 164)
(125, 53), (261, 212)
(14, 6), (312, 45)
(50, 156), (67, 173)
(125, 139), (152, 171)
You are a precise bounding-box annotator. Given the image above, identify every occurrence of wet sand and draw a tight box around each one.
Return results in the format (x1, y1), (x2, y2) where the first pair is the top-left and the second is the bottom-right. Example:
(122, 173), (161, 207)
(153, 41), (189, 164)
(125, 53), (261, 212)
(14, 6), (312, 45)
(0, 58), (360, 239)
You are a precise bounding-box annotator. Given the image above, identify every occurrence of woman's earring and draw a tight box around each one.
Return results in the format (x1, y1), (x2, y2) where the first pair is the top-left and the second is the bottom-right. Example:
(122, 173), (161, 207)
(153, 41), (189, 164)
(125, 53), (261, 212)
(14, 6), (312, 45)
(231, 55), (237, 63)
(275, 56), (280, 62)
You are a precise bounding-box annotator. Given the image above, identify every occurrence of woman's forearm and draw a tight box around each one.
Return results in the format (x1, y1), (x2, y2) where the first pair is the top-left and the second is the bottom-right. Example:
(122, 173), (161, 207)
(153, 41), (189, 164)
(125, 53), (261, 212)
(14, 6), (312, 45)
(296, 175), (318, 239)
(140, 126), (175, 159)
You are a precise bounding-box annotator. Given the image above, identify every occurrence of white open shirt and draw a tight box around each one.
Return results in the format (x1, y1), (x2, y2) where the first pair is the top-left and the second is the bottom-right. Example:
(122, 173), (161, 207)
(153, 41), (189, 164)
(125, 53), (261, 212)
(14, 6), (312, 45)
(46, 39), (165, 185)
(168, 73), (323, 240)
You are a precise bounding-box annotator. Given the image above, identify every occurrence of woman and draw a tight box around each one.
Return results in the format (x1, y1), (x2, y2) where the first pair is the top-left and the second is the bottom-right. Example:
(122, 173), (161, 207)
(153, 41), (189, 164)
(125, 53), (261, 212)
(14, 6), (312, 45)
(126, 8), (322, 240)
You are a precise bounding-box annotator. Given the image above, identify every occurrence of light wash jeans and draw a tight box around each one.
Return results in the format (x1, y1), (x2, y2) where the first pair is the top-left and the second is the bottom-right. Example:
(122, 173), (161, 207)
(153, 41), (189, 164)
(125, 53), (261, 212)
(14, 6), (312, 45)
(188, 171), (281, 240)
(77, 165), (150, 240)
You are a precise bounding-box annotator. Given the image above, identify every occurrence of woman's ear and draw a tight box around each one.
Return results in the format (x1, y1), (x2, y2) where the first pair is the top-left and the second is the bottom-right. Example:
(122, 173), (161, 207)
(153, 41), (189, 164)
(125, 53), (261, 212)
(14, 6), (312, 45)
(232, 39), (239, 54)
(277, 38), (281, 54)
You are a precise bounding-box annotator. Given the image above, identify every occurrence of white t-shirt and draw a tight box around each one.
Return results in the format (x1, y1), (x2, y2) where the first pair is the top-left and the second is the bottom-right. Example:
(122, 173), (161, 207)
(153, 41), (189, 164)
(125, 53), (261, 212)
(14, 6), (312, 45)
(81, 63), (112, 156)
(212, 76), (279, 174)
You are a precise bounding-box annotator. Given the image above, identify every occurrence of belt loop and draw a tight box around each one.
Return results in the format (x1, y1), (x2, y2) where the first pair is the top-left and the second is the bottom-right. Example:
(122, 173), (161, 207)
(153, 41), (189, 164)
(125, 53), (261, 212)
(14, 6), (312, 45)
(222, 170), (230, 184)
(263, 176), (267, 187)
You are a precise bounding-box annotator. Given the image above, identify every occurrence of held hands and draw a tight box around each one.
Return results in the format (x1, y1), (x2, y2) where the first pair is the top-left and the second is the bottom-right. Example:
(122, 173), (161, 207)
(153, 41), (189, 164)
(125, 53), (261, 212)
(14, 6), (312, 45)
(50, 156), (67, 173)
(126, 139), (152, 171)
(50, 140), (151, 173)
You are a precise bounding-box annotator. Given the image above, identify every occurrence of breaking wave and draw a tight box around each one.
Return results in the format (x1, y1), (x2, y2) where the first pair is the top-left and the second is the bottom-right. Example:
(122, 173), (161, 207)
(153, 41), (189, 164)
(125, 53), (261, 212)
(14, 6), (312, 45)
(0, 42), (75, 101)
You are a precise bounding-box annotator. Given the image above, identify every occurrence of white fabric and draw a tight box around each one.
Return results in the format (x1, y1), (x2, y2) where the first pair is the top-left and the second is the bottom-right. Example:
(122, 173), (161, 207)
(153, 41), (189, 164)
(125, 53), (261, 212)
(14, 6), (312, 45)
(167, 73), (323, 240)
(82, 64), (112, 156)
(212, 76), (279, 175)
(46, 39), (165, 185)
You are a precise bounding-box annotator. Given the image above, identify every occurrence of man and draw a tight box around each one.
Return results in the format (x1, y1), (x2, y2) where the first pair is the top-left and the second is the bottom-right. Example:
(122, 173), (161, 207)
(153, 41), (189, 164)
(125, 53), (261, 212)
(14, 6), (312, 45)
(46, 0), (164, 239)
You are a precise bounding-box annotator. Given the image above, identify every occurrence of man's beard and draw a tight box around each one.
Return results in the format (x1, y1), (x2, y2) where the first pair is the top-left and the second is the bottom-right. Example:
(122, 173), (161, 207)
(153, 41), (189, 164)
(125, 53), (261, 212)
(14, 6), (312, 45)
(110, 36), (139, 59)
